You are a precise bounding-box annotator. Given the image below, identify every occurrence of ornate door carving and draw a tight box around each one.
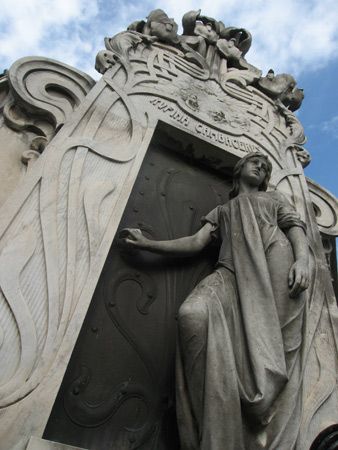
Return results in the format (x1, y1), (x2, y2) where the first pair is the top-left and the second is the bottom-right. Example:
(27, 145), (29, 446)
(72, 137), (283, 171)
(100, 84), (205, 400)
(44, 136), (232, 449)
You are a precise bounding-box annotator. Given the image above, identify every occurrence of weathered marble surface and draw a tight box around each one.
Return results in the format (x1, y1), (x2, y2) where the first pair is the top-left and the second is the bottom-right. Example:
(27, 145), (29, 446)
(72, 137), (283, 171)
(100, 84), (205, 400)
(0, 9), (337, 450)
(0, 58), (95, 208)
(121, 153), (310, 449)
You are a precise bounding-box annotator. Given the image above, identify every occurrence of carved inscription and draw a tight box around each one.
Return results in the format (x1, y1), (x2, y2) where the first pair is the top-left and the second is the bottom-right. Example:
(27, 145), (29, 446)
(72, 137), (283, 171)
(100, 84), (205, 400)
(149, 98), (190, 126)
(149, 98), (262, 153)
(195, 124), (262, 153)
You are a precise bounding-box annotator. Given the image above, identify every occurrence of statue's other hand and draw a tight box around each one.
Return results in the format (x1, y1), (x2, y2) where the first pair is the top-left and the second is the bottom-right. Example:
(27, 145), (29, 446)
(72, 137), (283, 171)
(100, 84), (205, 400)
(119, 228), (145, 247)
(288, 259), (309, 298)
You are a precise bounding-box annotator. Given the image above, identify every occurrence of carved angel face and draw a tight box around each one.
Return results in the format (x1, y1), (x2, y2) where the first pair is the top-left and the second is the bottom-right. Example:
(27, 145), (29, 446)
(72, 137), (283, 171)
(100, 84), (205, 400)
(194, 22), (218, 44)
(150, 20), (179, 44)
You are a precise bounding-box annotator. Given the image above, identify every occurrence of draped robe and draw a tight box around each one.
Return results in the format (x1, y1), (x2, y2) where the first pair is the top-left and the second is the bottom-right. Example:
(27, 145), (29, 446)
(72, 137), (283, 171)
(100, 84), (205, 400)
(176, 191), (307, 450)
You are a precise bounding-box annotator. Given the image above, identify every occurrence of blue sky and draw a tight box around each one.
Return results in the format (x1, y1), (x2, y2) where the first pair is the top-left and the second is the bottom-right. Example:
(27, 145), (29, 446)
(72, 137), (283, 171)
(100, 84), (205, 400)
(1, 0), (337, 198)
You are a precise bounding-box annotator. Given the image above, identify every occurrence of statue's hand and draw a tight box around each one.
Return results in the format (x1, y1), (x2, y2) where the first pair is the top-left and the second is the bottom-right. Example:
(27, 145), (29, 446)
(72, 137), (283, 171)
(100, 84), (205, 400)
(288, 259), (309, 298)
(119, 228), (147, 248)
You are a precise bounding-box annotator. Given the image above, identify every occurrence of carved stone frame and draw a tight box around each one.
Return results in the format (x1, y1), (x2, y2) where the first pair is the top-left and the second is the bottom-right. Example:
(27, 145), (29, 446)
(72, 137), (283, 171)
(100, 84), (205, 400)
(0, 49), (337, 449)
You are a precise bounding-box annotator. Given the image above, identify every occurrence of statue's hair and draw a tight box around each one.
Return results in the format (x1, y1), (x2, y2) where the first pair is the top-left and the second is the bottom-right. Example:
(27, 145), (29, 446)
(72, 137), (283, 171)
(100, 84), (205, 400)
(229, 152), (272, 199)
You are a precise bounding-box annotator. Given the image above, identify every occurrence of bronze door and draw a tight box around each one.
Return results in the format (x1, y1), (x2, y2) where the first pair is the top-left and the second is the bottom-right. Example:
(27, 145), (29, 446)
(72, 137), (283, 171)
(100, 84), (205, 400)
(44, 138), (231, 450)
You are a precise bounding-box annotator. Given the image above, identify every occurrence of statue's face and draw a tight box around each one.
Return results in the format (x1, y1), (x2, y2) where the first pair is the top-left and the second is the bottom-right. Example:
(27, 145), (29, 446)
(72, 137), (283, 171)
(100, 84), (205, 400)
(240, 156), (268, 187)
(194, 22), (218, 44)
(150, 20), (179, 43)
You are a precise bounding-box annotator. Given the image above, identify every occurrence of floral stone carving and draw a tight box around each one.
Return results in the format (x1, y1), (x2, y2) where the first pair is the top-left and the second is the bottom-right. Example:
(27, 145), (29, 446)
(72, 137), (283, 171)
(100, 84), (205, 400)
(97, 9), (304, 112)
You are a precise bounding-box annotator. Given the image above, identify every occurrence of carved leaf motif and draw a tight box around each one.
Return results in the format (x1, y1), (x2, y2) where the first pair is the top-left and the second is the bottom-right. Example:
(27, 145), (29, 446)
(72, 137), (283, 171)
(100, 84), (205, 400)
(0, 51), (145, 408)
(0, 227), (38, 403)
(84, 180), (116, 257)
(221, 67), (262, 88)
(302, 332), (337, 438)
(0, 139), (130, 409)
(276, 100), (306, 145)
(104, 32), (154, 70)
(21, 150), (40, 168)
(144, 47), (209, 81)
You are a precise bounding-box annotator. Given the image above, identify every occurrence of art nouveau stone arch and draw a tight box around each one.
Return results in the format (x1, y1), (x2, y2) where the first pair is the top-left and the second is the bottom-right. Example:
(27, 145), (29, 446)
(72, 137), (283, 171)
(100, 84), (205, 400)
(0, 10), (337, 449)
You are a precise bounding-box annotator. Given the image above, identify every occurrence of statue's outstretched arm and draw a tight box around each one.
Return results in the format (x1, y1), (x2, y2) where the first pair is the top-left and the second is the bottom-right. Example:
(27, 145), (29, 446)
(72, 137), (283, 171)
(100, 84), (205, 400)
(287, 226), (309, 297)
(119, 222), (214, 257)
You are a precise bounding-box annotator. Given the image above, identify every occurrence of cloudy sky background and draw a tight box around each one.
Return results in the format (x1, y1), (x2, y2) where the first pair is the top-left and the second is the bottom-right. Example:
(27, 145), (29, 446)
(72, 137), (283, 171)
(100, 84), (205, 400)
(1, 0), (337, 197)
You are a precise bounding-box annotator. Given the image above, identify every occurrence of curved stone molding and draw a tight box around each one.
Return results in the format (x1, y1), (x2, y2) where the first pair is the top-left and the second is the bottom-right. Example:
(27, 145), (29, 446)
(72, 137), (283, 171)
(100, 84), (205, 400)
(0, 144), (120, 406)
(306, 177), (338, 236)
(310, 424), (338, 449)
(8, 57), (95, 129)
(0, 58), (96, 208)
(0, 74), (10, 108)
(0, 227), (38, 400)
(0, 53), (148, 419)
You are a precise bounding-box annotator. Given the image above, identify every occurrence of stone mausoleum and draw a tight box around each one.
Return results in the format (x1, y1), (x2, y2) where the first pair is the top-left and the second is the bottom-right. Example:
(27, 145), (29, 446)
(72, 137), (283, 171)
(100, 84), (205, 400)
(0, 9), (337, 450)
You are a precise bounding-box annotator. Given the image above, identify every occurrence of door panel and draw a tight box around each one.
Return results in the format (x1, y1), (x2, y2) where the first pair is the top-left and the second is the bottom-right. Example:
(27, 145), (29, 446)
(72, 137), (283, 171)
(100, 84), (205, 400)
(44, 138), (232, 449)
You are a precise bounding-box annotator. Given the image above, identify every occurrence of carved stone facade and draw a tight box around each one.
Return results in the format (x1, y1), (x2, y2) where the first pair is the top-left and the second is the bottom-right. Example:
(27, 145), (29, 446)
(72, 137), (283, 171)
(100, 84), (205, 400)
(0, 9), (337, 450)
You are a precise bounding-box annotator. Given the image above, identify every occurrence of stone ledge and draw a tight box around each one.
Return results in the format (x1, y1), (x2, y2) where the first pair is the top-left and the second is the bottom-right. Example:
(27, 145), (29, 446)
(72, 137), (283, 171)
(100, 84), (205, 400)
(26, 437), (88, 450)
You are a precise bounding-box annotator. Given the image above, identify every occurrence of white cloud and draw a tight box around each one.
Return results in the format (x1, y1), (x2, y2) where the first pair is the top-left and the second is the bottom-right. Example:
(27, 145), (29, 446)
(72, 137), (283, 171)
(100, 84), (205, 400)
(1, 0), (338, 81)
(308, 115), (338, 139)
(153, 0), (338, 75)
(0, 0), (98, 73)
(320, 115), (338, 139)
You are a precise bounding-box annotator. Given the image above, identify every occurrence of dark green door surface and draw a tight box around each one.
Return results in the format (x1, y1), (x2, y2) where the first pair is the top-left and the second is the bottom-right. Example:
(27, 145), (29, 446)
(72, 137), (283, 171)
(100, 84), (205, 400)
(44, 139), (231, 450)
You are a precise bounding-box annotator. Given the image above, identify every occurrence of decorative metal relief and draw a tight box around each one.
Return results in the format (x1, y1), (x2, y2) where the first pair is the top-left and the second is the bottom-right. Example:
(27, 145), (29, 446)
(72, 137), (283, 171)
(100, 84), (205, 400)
(43, 141), (231, 449)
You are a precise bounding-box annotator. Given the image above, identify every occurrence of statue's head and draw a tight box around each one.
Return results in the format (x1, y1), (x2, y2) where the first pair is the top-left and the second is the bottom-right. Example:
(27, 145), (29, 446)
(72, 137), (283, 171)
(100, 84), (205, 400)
(258, 71), (304, 112)
(281, 86), (305, 112)
(182, 10), (219, 44)
(145, 9), (179, 44)
(229, 152), (272, 199)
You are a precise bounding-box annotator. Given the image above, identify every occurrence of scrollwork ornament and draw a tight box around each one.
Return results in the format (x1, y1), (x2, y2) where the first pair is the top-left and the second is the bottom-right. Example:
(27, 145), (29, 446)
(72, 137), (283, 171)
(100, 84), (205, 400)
(276, 99), (306, 144)
(289, 144), (311, 168)
(21, 137), (49, 169)
(8, 57), (95, 128)
(64, 365), (157, 449)
(21, 150), (40, 168)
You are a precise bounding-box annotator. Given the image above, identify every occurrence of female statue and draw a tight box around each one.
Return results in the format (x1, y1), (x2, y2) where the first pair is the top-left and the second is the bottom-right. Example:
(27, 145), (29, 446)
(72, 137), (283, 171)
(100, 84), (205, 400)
(120, 152), (309, 449)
